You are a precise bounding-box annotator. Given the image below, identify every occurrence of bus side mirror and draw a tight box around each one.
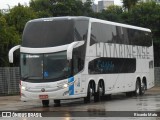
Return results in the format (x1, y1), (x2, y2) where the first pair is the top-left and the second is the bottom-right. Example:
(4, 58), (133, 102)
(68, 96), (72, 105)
(67, 41), (84, 60)
(8, 45), (21, 63)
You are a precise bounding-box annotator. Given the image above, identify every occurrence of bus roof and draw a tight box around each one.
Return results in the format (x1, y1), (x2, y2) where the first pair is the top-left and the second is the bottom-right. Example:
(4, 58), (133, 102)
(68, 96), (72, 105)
(90, 17), (151, 32)
(28, 16), (151, 32)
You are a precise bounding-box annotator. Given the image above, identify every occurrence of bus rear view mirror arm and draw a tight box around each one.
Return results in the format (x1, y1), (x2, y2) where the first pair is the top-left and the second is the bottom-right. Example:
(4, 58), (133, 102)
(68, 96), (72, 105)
(8, 45), (21, 63)
(67, 41), (84, 60)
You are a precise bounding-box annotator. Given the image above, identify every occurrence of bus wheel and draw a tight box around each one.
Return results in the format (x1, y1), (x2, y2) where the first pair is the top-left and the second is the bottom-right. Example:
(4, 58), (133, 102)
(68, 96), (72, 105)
(94, 81), (104, 102)
(140, 81), (146, 95)
(84, 83), (93, 103)
(54, 100), (61, 107)
(134, 80), (140, 96)
(42, 100), (49, 107)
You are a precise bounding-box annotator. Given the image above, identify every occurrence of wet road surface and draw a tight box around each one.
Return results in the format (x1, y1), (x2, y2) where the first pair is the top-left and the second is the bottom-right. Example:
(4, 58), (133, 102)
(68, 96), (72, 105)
(0, 87), (160, 120)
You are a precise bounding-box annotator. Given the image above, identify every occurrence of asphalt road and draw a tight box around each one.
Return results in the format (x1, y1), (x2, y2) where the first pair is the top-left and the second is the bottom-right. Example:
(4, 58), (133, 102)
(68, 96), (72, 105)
(0, 86), (160, 120)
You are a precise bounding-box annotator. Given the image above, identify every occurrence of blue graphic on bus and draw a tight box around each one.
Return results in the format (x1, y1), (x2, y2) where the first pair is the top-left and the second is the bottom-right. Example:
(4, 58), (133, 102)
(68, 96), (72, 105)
(97, 60), (114, 72)
(68, 77), (74, 95)
(44, 71), (48, 77)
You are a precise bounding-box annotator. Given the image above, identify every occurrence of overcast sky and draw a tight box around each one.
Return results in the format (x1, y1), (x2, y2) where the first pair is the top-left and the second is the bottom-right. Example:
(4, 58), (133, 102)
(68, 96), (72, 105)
(0, 0), (122, 9)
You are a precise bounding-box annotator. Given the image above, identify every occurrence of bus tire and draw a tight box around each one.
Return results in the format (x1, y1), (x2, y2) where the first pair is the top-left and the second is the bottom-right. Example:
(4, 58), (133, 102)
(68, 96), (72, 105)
(42, 100), (49, 107)
(134, 80), (141, 96)
(84, 83), (93, 103)
(140, 81), (146, 95)
(54, 100), (61, 107)
(94, 81), (104, 102)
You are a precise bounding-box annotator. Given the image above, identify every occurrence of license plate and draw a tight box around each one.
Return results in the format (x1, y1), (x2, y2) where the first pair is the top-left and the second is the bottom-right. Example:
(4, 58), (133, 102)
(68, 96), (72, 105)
(39, 95), (48, 99)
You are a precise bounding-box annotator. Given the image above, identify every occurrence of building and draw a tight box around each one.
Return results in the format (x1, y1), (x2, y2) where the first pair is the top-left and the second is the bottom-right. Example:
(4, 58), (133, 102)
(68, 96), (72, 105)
(78, 0), (87, 3)
(98, 0), (114, 12)
(82, 0), (87, 2)
(92, 3), (98, 12)
(140, 0), (160, 3)
(153, 0), (160, 3)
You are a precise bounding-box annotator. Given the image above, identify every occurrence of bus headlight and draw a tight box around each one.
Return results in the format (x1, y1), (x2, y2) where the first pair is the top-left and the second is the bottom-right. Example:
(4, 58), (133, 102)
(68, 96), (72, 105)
(63, 84), (68, 88)
(21, 86), (26, 90)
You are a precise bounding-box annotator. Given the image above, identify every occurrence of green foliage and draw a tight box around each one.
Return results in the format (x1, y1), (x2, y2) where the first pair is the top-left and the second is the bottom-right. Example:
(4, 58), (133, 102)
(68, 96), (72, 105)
(30, 0), (52, 17)
(5, 4), (37, 35)
(0, 16), (20, 66)
(0, 4), (37, 66)
(122, 0), (139, 11)
(30, 0), (93, 17)
(98, 5), (123, 22)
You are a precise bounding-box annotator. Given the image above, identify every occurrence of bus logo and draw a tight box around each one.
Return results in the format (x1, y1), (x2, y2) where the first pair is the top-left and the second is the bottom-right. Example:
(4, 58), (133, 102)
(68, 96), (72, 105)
(41, 88), (45, 92)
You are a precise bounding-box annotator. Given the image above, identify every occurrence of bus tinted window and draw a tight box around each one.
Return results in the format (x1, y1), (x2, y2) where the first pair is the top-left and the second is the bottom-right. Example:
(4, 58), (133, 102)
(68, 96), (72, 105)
(128, 29), (152, 46)
(22, 19), (89, 48)
(90, 23), (114, 45)
(90, 22), (152, 47)
(74, 20), (88, 41)
(73, 20), (88, 75)
(88, 58), (136, 74)
(22, 20), (74, 48)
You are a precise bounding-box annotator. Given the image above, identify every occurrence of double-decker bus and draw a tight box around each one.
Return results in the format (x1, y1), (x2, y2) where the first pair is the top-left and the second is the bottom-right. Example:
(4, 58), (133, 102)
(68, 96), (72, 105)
(9, 16), (154, 107)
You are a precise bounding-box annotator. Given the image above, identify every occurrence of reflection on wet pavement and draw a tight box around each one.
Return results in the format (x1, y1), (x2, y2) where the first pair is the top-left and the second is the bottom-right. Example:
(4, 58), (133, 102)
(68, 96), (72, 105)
(0, 87), (160, 120)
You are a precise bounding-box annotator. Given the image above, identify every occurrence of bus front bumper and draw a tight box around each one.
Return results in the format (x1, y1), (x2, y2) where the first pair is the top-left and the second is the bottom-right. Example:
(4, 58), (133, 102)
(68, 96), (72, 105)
(20, 88), (84, 101)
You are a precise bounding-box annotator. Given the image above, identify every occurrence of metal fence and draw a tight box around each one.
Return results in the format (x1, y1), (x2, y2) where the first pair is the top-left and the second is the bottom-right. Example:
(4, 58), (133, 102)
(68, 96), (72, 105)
(0, 67), (160, 96)
(0, 67), (20, 95)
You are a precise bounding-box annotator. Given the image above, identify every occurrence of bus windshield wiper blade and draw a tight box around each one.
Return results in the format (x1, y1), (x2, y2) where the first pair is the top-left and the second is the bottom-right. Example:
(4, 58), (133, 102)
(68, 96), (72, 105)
(22, 76), (29, 81)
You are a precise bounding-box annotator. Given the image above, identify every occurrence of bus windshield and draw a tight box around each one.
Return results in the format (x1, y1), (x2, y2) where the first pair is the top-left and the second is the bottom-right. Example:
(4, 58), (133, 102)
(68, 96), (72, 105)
(20, 51), (72, 81)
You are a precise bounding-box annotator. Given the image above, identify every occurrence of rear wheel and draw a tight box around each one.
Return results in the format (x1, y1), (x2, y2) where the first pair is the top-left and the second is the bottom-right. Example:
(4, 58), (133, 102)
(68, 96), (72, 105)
(42, 100), (49, 107)
(94, 81), (104, 102)
(140, 81), (146, 95)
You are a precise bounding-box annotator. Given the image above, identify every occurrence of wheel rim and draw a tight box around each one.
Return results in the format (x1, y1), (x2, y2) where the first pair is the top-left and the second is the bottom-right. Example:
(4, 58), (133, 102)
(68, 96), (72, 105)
(99, 82), (104, 96)
(141, 82), (145, 93)
(136, 81), (140, 95)
(136, 87), (140, 94)
(99, 87), (103, 96)
(90, 88), (93, 98)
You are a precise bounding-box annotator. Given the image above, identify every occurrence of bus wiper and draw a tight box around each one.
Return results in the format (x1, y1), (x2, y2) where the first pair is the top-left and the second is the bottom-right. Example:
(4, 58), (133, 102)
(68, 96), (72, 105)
(22, 75), (29, 81)
(23, 76), (29, 81)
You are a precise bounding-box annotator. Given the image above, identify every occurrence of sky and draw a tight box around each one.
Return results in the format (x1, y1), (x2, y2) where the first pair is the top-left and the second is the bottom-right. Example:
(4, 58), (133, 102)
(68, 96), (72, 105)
(0, 0), (122, 9)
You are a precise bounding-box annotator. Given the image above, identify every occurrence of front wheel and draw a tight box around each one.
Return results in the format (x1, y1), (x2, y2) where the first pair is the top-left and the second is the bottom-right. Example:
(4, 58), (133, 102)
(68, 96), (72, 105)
(84, 83), (94, 103)
(42, 100), (49, 107)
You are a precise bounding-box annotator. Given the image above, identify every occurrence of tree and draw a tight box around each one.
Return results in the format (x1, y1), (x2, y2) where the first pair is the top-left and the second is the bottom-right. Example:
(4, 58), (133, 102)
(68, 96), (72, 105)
(5, 4), (37, 36)
(30, 0), (93, 17)
(122, 0), (139, 11)
(30, 0), (52, 17)
(1, 4), (37, 66)
(99, 5), (123, 22)
(0, 15), (20, 66)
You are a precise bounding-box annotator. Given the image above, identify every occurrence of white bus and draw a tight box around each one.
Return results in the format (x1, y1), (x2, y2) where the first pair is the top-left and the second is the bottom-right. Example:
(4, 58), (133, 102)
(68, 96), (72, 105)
(9, 16), (154, 107)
